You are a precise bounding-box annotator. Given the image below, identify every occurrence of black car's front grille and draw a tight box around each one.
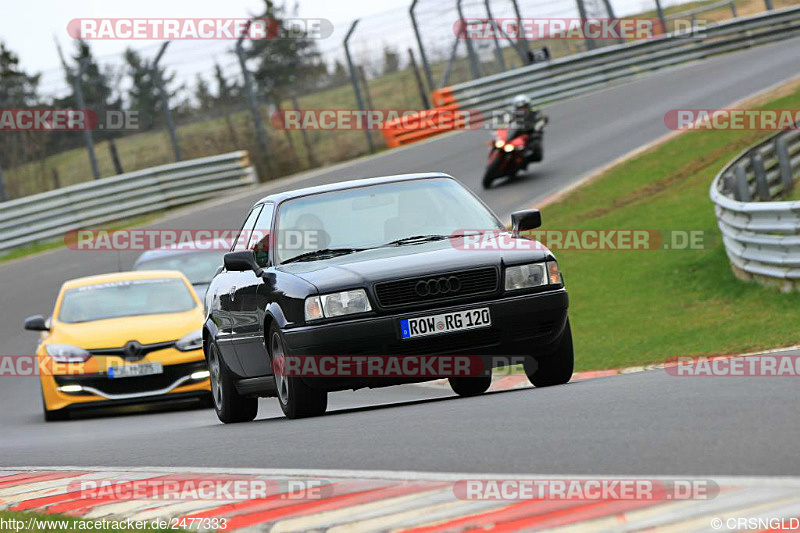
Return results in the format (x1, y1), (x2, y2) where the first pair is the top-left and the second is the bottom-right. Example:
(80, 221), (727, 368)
(54, 361), (207, 396)
(374, 268), (498, 308)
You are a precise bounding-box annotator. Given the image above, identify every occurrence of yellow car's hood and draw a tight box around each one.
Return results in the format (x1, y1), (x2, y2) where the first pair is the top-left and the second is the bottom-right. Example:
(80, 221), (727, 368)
(50, 307), (203, 349)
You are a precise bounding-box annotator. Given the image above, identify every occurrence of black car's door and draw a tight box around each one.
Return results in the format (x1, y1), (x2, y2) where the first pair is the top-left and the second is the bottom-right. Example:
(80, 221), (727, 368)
(215, 205), (262, 376)
(231, 203), (275, 377)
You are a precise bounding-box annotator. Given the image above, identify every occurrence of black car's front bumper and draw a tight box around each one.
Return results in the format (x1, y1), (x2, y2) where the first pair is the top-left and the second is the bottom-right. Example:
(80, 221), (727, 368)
(282, 288), (568, 391)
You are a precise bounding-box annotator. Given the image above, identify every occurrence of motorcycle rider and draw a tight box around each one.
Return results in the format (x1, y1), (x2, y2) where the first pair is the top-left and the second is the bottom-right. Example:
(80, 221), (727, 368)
(509, 94), (547, 162)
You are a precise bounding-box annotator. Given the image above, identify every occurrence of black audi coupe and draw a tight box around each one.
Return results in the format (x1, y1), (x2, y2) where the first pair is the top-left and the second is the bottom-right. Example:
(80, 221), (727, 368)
(204, 173), (572, 421)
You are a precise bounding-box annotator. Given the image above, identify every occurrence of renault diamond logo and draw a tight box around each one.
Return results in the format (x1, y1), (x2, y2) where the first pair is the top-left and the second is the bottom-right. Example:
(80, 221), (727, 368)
(123, 340), (143, 359)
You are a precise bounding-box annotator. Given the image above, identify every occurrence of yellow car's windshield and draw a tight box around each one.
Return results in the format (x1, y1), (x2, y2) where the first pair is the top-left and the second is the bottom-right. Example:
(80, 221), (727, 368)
(59, 278), (195, 323)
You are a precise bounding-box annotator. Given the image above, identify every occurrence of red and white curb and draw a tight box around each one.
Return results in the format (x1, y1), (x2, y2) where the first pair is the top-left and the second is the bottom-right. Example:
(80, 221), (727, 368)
(3, 468), (800, 532)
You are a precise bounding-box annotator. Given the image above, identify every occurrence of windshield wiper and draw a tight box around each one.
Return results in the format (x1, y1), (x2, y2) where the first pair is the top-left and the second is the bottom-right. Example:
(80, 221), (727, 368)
(282, 248), (366, 264)
(382, 234), (450, 247)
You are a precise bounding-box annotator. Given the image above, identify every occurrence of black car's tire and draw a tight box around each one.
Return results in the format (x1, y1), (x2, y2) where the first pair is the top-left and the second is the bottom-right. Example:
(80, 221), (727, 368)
(482, 157), (505, 189)
(449, 375), (492, 397)
(524, 319), (574, 387)
(269, 325), (328, 419)
(207, 339), (258, 423)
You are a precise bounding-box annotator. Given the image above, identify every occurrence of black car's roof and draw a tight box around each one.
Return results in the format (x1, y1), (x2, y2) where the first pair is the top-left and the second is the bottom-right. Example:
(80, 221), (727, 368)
(255, 172), (455, 206)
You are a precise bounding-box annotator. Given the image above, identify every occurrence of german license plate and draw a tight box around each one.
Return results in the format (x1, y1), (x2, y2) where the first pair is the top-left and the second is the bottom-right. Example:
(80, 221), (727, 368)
(108, 362), (163, 379)
(400, 308), (491, 339)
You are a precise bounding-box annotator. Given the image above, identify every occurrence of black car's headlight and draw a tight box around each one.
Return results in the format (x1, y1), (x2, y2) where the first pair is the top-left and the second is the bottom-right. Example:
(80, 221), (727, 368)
(305, 289), (372, 321)
(176, 330), (203, 351)
(504, 261), (562, 291)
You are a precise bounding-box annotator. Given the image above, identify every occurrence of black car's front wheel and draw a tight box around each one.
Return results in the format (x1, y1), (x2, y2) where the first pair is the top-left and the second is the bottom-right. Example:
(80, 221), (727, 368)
(269, 325), (328, 419)
(449, 375), (492, 397)
(207, 339), (258, 423)
(524, 319), (574, 387)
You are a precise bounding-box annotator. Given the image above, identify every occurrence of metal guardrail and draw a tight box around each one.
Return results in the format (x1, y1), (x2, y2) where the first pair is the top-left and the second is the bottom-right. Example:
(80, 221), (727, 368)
(445, 6), (800, 114)
(665, 0), (737, 25)
(710, 129), (800, 290)
(0, 151), (258, 252)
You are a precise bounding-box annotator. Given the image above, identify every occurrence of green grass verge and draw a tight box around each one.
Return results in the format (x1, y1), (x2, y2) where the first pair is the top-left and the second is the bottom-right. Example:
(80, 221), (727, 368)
(544, 85), (800, 371)
(0, 511), (171, 532)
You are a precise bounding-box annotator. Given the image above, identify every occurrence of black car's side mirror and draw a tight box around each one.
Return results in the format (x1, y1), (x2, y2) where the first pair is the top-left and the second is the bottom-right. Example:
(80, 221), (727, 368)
(24, 315), (48, 331)
(511, 209), (542, 236)
(224, 250), (263, 276)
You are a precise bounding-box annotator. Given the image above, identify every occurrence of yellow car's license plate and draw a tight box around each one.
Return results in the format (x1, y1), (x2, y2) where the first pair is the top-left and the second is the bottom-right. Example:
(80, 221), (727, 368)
(108, 362), (163, 379)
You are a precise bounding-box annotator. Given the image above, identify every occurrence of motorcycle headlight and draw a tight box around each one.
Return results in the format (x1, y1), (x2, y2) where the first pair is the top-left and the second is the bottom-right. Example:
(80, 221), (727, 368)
(504, 261), (562, 291)
(503, 144), (515, 152)
(494, 139), (505, 149)
(45, 344), (91, 363)
(305, 289), (372, 321)
(176, 330), (203, 352)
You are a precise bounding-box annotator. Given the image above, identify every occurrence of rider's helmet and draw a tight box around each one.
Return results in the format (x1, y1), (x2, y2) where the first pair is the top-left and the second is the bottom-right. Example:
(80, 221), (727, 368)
(512, 94), (530, 110)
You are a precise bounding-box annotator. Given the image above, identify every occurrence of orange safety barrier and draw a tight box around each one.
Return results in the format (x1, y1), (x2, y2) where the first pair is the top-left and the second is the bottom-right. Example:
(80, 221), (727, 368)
(431, 87), (455, 107)
(381, 97), (478, 149)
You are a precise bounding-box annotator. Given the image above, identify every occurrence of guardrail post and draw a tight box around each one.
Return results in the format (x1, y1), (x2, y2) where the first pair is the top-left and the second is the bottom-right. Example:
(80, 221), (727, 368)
(407, 48), (431, 109)
(484, 0), (507, 72)
(0, 165), (8, 202)
(751, 152), (770, 201)
(457, 0), (482, 79)
(575, 0), (596, 51)
(73, 59), (101, 180)
(730, 0), (738, 17)
(509, 0), (531, 62)
(734, 162), (752, 202)
(153, 42), (183, 162)
(764, 0), (774, 10)
(775, 136), (794, 194)
(409, 0), (435, 91)
(654, 0), (668, 34)
(344, 20), (375, 153)
(236, 23), (276, 177)
(291, 94), (318, 168)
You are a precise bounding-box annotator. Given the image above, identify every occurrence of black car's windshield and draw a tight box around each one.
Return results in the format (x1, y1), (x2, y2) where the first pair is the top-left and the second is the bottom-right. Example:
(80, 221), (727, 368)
(58, 278), (196, 323)
(133, 250), (226, 284)
(275, 178), (502, 263)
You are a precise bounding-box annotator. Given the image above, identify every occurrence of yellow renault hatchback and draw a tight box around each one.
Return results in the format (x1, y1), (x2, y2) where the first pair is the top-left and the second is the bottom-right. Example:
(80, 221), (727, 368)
(24, 271), (211, 421)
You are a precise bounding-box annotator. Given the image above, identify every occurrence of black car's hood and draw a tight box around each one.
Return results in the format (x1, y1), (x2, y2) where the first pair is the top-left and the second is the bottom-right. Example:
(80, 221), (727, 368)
(276, 236), (552, 292)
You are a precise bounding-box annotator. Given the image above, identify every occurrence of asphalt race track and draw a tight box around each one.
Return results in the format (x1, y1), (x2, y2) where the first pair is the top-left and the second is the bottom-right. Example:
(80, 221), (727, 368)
(2, 38), (800, 474)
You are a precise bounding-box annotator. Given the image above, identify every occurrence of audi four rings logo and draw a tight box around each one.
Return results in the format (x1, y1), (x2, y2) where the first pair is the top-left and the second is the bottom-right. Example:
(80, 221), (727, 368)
(415, 276), (462, 297)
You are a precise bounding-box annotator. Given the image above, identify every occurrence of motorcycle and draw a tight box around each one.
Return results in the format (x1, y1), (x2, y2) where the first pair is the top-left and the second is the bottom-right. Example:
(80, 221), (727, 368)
(482, 114), (547, 189)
